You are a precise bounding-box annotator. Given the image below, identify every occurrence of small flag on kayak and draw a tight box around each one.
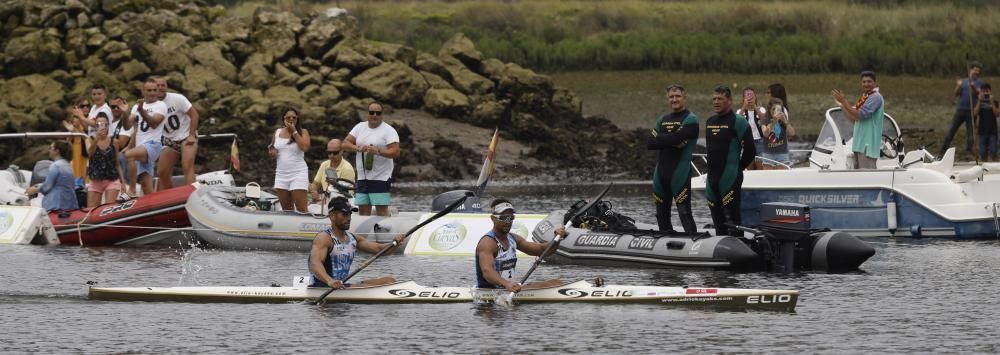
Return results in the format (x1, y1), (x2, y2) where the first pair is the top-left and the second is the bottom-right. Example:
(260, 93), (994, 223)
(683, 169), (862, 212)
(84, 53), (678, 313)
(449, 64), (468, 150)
(230, 137), (241, 172)
(475, 128), (500, 196)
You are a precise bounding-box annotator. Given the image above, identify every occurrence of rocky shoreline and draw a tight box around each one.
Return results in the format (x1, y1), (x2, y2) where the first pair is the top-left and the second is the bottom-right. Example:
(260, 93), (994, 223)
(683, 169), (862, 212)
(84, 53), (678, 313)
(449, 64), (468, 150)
(0, 0), (654, 183)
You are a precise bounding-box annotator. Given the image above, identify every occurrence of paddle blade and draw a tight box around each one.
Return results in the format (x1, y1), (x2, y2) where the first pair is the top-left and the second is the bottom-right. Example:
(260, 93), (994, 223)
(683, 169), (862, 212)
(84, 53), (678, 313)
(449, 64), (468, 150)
(475, 128), (500, 196)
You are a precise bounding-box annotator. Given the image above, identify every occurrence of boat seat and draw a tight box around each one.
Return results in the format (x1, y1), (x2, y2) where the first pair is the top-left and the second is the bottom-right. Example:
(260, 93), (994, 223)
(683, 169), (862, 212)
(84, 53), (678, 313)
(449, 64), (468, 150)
(29, 160), (53, 186)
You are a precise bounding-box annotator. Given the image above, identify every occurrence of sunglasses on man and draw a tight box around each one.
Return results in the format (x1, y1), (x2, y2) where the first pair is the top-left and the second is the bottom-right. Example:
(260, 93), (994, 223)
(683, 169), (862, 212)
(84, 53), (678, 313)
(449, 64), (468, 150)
(494, 214), (515, 222)
(369, 111), (382, 116)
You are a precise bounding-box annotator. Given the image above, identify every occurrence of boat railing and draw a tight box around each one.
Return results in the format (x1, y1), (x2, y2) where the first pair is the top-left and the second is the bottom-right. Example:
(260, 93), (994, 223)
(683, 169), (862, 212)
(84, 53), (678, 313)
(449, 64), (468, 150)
(691, 150), (806, 176)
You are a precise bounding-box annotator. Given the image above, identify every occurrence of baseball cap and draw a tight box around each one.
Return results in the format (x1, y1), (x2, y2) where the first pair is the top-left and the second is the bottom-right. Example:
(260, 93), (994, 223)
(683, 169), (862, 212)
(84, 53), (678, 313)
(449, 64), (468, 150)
(328, 197), (359, 214)
(492, 202), (515, 214)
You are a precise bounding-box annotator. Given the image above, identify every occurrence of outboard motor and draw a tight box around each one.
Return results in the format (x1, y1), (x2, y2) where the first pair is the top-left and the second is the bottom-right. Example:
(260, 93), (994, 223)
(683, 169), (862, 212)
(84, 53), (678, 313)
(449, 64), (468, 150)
(751, 202), (875, 273)
(757, 202), (813, 273)
(430, 190), (481, 213)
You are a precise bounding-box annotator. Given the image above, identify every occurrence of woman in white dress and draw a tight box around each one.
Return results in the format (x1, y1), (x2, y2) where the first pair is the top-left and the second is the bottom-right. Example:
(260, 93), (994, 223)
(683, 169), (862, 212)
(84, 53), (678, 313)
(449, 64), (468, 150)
(268, 108), (311, 212)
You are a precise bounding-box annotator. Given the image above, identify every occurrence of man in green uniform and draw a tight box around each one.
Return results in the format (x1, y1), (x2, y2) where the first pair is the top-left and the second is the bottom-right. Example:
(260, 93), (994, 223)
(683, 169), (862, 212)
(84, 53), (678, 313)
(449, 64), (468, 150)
(704, 86), (756, 236)
(647, 85), (699, 234)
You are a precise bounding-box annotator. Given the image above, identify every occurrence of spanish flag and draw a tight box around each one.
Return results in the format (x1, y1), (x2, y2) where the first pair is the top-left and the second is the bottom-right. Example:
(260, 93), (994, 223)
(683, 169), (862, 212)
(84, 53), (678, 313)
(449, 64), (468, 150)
(229, 137), (241, 172)
(475, 128), (499, 196)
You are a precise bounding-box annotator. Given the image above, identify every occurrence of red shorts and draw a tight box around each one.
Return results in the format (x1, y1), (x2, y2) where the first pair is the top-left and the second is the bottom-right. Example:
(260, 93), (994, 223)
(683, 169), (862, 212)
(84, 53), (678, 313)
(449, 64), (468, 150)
(88, 179), (122, 193)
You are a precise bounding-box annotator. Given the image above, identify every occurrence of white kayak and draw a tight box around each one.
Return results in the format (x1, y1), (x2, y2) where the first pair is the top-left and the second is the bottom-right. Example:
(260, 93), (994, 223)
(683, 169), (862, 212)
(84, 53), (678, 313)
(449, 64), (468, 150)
(88, 279), (798, 310)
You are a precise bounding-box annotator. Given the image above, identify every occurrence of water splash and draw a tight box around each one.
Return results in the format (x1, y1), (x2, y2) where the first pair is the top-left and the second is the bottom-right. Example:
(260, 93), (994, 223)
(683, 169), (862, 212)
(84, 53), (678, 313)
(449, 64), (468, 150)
(177, 246), (210, 286)
(494, 291), (515, 307)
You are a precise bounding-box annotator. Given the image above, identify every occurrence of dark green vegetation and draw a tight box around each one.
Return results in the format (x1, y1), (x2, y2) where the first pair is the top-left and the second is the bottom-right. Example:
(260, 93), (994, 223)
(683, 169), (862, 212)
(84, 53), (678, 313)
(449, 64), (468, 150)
(300, 0), (1000, 75)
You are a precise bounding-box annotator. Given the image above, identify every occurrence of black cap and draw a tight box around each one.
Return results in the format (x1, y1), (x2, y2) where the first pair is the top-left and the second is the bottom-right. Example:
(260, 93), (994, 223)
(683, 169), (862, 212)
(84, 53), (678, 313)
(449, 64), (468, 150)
(327, 197), (358, 214)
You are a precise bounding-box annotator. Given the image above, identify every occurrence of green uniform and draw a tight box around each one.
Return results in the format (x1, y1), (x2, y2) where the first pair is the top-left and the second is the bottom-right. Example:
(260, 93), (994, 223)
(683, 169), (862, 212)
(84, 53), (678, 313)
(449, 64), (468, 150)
(647, 109), (699, 234)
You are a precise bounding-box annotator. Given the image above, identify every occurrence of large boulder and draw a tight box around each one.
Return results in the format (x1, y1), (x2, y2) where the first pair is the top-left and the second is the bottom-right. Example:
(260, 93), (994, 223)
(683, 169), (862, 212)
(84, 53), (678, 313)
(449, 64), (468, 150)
(423, 88), (470, 118)
(415, 52), (451, 81)
(118, 59), (151, 81)
(299, 15), (357, 59)
(439, 33), (482, 71)
(250, 8), (301, 61)
(190, 41), (237, 81)
(420, 71), (452, 90)
(183, 64), (236, 101)
(441, 56), (493, 95)
(496, 63), (553, 96)
(362, 41), (416, 66)
(147, 32), (192, 73)
(0, 74), (65, 110)
(239, 53), (272, 89)
(323, 45), (380, 72)
(350, 62), (429, 107)
(264, 85), (304, 108)
(210, 15), (251, 42)
(3, 29), (62, 76)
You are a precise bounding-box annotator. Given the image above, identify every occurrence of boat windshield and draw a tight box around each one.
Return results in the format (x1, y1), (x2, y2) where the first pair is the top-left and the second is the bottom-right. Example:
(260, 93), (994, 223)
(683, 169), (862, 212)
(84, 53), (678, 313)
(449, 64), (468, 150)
(815, 109), (900, 154)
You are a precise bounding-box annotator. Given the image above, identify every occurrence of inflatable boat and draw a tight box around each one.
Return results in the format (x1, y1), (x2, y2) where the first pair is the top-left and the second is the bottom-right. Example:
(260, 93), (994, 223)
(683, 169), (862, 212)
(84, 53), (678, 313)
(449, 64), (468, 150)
(532, 200), (875, 272)
(187, 186), (499, 251)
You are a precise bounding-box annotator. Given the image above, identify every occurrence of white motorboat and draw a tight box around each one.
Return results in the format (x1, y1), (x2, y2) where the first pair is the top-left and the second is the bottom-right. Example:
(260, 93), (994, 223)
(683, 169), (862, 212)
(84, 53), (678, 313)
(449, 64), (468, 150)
(692, 108), (1000, 239)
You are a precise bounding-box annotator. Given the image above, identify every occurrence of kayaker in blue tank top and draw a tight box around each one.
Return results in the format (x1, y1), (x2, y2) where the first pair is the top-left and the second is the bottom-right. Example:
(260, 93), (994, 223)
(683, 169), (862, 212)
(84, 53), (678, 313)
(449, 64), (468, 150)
(475, 199), (568, 292)
(309, 196), (405, 288)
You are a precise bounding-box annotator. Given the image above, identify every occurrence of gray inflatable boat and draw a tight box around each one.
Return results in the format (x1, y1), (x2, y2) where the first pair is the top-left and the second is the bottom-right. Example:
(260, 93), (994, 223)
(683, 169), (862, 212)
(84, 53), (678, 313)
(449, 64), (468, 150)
(532, 201), (875, 272)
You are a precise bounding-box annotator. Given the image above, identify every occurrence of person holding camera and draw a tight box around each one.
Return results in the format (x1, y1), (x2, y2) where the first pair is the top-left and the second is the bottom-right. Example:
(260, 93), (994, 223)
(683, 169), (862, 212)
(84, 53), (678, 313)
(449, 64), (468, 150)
(759, 98), (796, 169)
(832, 70), (884, 170)
(975, 83), (999, 162)
(736, 87), (767, 170)
(85, 113), (125, 207)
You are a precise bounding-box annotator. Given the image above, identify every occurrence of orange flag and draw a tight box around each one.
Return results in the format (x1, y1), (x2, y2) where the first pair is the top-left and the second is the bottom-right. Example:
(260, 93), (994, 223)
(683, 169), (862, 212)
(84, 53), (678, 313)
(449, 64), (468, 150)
(229, 137), (241, 172)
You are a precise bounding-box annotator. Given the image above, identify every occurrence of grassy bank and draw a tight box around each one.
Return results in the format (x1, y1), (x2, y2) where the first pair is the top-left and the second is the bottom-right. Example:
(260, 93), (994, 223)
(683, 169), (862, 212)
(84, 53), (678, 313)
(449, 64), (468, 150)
(232, 0), (1000, 75)
(550, 71), (967, 153)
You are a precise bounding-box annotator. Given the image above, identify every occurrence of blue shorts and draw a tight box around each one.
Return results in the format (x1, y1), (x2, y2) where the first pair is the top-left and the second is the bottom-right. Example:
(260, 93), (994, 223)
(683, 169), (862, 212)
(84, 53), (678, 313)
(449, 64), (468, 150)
(137, 139), (162, 177)
(754, 140), (765, 158)
(356, 179), (391, 206)
(119, 151), (132, 184)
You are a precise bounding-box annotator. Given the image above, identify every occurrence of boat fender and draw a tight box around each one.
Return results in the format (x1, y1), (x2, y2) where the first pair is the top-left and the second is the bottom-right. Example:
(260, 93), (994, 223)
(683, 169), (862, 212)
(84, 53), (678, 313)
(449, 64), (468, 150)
(910, 224), (922, 239)
(887, 201), (897, 232)
(666, 241), (685, 250)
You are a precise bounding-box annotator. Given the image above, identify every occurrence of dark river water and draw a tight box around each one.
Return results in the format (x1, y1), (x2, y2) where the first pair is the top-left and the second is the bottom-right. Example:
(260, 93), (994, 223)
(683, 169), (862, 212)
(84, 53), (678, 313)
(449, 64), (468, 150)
(3, 182), (999, 353)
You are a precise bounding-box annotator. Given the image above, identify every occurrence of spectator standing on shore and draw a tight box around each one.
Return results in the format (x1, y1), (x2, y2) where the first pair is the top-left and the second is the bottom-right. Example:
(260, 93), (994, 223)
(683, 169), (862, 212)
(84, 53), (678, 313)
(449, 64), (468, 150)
(941, 62), (983, 158)
(647, 84), (699, 235)
(975, 83), (999, 162)
(343, 103), (400, 217)
(832, 71), (884, 170)
(704, 86), (755, 236)
(268, 108), (311, 213)
(154, 77), (200, 191)
(736, 86), (767, 170)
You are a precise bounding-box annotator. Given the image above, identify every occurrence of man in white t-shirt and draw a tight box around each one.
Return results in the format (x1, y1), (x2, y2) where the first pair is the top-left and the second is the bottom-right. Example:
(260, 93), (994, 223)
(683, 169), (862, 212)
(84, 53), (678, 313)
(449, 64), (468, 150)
(343, 102), (400, 216)
(83, 85), (115, 139)
(154, 77), (200, 191)
(123, 79), (168, 195)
